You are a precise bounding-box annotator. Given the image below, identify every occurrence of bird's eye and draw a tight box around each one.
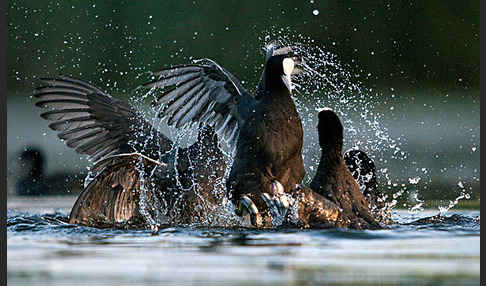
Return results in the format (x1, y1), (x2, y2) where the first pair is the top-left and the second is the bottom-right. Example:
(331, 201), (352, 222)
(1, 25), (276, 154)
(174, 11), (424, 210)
(282, 58), (295, 76)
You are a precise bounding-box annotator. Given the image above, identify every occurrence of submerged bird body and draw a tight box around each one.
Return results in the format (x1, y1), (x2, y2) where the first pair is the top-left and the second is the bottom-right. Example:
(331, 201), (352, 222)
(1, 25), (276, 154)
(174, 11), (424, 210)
(69, 126), (227, 228)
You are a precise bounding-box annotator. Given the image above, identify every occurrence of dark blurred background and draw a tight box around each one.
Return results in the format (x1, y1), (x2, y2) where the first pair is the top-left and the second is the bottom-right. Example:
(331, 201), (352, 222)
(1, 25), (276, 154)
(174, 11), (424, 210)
(7, 1), (479, 207)
(7, 0), (479, 92)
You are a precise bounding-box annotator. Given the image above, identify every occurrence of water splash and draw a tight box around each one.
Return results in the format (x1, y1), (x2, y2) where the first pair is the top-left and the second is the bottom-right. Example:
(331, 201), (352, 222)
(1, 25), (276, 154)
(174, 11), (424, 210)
(122, 32), (434, 226)
(259, 34), (408, 218)
(439, 192), (471, 216)
(408, 191), (424, 214)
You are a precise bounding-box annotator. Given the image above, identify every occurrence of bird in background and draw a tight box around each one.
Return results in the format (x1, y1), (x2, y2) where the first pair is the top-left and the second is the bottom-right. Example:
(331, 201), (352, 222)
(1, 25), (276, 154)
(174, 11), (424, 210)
(14, 146), (83, 196)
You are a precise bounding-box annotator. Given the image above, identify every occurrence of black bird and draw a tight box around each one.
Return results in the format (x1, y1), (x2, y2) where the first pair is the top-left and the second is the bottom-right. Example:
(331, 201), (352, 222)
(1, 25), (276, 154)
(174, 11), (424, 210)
(344, 148), (392, 224)
(144, 43), (305, 226)
(310, 108), (379, 229)
(14, 146), (83, 196)
(344, 149), (378, 197)
(33, 76), (227, 229)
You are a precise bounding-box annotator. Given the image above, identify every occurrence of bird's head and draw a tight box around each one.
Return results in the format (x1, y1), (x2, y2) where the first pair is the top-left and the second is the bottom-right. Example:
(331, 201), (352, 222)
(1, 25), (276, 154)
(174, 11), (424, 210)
(263, 44), (302, 94)
(317, 108), (344, 152)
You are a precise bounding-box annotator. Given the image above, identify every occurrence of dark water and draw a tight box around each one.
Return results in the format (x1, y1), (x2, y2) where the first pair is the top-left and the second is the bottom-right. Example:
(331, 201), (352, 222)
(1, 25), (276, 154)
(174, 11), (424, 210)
(7, 197), (480, 286)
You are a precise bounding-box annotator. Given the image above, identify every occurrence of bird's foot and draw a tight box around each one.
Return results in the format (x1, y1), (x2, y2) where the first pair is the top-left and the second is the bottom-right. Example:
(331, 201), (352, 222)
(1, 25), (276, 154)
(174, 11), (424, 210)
(261, 181), (290, 227)
(236, 194), (262, 227)
(235, 181), (290, 228)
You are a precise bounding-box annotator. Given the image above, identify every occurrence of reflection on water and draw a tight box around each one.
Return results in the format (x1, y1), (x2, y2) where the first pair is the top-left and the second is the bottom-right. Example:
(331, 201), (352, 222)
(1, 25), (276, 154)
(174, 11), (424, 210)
(7, 196), (480, 286)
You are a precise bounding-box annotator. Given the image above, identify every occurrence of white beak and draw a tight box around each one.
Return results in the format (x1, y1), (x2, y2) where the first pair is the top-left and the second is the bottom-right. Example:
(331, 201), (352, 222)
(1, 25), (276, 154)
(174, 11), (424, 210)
(282, 58), (295, 92)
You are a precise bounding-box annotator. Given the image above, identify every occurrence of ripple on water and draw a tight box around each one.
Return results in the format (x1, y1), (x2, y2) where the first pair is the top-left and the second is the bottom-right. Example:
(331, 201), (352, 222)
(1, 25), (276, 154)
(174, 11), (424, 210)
(7, 209), (480, 242)
(7, 209), (480, 285)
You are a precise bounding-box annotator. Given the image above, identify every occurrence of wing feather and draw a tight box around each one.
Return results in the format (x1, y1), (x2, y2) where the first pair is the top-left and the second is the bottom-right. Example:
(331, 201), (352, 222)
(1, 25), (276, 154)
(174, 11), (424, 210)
(145, 60), (254, 151)
(34, 76), (174, 161)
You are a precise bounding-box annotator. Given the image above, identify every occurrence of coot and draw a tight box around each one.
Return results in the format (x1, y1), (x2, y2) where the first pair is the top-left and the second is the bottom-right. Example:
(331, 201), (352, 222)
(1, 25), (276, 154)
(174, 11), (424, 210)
(14, 146), (83, 196)
(310, 108), (379, 229)
(144, 43), (305, 225)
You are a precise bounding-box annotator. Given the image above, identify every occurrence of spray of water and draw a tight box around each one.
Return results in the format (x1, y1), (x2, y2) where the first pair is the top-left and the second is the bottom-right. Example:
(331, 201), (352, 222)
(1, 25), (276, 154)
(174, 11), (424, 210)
(120, 29), (473, 227)
(438, 188), (472, 216)
(124, 35), (403, 227)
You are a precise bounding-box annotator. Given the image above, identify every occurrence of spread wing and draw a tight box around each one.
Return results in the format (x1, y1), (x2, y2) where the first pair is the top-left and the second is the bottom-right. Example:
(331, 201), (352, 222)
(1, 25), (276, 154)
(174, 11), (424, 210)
(144, 59), (256, 150)
(34, 76), (173, 162)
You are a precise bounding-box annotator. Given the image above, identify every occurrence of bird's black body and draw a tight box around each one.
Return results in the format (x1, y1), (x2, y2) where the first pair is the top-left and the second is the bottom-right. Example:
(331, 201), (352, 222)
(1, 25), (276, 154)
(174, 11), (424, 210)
(145, 46), (306, 223)
(344, 149), (378, 198)
(228, 54), (305, 210)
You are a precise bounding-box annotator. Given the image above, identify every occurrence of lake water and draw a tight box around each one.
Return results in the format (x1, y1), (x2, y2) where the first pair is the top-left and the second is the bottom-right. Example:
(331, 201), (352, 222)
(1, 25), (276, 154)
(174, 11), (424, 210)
(7, 195), (480, 286)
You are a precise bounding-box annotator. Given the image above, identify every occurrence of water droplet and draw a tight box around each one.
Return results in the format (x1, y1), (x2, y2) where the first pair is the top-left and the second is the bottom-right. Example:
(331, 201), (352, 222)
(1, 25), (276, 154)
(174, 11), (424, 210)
(312, 9), (319, 16)
(408, 177), (421, 184)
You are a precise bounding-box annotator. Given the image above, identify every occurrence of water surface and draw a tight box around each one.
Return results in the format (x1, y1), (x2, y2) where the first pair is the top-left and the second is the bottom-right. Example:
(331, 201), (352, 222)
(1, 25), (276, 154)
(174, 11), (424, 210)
(7, 196), (480, 286)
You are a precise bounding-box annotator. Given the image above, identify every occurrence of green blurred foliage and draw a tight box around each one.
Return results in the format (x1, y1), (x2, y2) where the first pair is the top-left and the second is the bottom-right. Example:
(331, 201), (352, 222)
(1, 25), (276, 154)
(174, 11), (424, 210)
(7, 0), (479, 94)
